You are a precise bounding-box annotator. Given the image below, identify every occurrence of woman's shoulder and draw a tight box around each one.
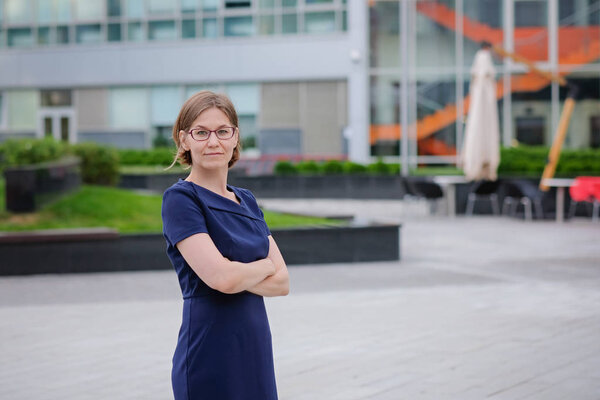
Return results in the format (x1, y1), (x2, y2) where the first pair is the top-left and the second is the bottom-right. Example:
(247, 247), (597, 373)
(163, 180), (197, 202)
(230, 185), (257, 202)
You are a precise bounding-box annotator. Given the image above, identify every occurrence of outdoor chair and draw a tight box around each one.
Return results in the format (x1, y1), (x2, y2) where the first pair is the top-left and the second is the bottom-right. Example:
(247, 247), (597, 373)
(403, 178), (444, 214)
(568, 176), (600, 222)
(501, 180), (544, 221)
(465, 180), (501, 216)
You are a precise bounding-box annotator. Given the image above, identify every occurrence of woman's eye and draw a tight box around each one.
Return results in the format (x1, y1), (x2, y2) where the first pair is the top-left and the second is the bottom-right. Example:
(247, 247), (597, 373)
(217, 129), (228, 135)
(197, 131), (209, 136)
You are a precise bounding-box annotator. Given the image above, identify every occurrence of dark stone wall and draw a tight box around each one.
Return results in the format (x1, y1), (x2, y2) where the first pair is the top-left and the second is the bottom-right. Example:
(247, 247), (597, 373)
(0, 224), (401, 276)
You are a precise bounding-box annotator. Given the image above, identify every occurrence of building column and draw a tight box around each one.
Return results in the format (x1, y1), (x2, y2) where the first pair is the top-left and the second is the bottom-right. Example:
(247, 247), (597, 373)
(347, 0), (369, 163)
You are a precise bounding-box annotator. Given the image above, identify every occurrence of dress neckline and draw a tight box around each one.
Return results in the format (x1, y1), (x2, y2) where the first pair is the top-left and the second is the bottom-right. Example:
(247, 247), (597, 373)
(180, 179), (242, 207)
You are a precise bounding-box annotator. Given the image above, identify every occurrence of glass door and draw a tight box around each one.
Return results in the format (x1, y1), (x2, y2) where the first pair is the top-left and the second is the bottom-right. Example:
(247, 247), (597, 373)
(38, 108), (76, 143)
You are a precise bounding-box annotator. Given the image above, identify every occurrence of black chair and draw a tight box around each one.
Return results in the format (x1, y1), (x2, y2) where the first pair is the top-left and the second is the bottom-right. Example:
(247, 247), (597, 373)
(466, 180), (501, 216)
(501, 180), (544, 220)
(403, 178), (444, 214)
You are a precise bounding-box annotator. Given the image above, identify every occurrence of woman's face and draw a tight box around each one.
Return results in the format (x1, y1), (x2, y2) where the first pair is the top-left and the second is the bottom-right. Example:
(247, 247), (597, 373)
(180, 107), (238, 171)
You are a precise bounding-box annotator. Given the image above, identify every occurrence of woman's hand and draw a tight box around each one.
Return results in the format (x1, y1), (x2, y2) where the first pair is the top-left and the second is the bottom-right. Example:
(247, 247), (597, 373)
(247, 236), (289, 297)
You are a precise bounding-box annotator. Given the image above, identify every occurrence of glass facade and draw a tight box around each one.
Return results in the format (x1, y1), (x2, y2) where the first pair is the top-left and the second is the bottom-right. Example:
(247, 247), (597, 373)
(369, 0), (600, 164)
(0, 0), (347, 48)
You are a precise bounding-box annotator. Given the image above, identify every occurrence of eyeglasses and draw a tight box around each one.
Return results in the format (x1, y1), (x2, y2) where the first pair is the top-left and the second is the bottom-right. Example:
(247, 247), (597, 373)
(188, 126), (236, 141)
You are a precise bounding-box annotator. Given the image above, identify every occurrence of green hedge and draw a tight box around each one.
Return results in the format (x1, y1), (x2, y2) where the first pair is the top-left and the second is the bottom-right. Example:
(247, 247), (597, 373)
(119, 147), (176, 166)
(0, 138), (120, 186)
(272, 147), (600, 176)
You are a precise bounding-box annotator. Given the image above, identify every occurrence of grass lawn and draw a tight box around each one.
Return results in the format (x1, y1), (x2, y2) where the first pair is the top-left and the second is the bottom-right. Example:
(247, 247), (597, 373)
(0, 184), (337, 233)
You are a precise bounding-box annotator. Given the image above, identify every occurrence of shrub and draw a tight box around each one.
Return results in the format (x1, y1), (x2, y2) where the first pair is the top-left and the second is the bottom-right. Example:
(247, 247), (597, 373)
(118, 148), (176, 166)
(296, 160), (321, 175)
(71, 142), (120, 186)
(343, 161), (368, 174)
(322, 160), (344, 174)
(273, 161), (297, 175)
(0, 137), (68, 169)
(367, 159), (390, 174)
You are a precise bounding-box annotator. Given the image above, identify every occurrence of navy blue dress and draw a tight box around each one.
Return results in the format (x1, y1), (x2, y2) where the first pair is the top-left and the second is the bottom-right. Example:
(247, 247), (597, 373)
(162, 179), (278, 400)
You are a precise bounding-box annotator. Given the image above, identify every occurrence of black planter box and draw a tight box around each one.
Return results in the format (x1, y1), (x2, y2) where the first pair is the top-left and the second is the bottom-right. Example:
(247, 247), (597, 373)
(3, 157), (81, 213)
(0, 224), (401, 276)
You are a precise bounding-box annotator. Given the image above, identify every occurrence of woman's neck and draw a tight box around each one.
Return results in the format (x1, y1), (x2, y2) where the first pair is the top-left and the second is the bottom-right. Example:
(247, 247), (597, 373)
(186, 167), (229, 196)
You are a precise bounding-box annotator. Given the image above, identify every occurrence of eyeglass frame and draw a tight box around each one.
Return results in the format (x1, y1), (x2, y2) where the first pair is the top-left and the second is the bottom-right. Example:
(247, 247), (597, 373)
(187, 126), (238, 142)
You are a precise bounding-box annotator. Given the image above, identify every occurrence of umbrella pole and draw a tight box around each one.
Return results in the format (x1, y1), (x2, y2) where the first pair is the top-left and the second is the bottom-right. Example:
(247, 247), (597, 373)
(539, 86), (577, 191)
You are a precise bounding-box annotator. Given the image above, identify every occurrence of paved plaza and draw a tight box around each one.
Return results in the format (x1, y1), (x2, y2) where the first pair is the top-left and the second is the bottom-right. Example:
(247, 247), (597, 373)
(1, 199), (599, 399)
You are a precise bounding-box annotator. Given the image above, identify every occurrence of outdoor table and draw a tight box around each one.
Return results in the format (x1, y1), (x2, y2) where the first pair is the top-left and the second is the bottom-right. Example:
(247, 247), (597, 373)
(541, 178), (575, 223)
(432, 176), (468, 217)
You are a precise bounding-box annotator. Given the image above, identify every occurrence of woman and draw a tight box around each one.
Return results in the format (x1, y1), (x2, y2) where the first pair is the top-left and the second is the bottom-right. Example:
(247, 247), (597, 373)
(161, 91), (289, 400)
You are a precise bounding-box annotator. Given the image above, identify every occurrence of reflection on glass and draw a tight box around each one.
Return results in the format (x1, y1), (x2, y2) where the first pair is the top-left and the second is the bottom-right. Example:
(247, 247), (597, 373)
(8, 28), (34, 47)
(76, 24), (102, 43)
(369, 1), (399, 68)
(282, 14), (297, 34)
(202, 0), (218, 11)
(108, 23), (121, 41)
(149, 20), (176, 40)
(75, 0), (104, 20)
(60, 117), (69, 141)
(37, 0), (55, 24)
(558, 0), (599, 67)
(57, 25), (69, 43)
(128, 22), (144, 41)
(260, 0), (275, 9)
(224, 16), (254, 36)
(463, 0), (503, 67)
(182, 19), (196, 38)
(305, 11), (335, 33)
(182, 0), (199, 13)
(107, 0), (121, 17)
(370, 76), (401, 156)
(203, 18), (218, 37)
(558, 74), (600, 148)
(44, 117), (53, 138)
(416, 0), (456, 68)
(56, 0), (72, 23)
(259, 15), (275, 35)
(148, 0), (175, 14)
(514, 0), (548, 62)
(512, 79), (551, 146)
(6, 0), (32, 24)
(306, 0), (333, 4)
(38, 27), (52, 45)
(416, 78), (457, 156)
(126, 0), (145, 18)
(342, 10), (347, 31)
(225, 0), (251, 9)
(282, 0), (296, 7)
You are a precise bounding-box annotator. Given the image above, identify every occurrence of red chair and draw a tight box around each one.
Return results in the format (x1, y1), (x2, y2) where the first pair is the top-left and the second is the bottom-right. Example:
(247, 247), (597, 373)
(569, 177), (600, 222)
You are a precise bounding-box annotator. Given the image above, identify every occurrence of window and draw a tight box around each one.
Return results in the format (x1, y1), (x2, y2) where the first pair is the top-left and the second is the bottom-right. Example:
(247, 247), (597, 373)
(76, 24), (102, 43)
(225, 0), (251, 9)
(224, 16), (254, 36)
(305, 11), (335, 34)
(75, 0), (104, 20)
(182, 0), (199, 13)
(109, 88), (149, 129)
(128, 22), (144, 41)
(182, 20), (196, 38)
(57, 25), (69, 43)
(6, 0), (32, 24)
(149, 20), (176, 40)
(591, 116), (600, 149)
(7, 91), (38, 130)
(148, 0), (175, 14)
(515, 0), (547, 27)
(37, 0), (55, 24)
(56, 0), (72, 23)
(259, 15), (275, 35)
(516, 116), (545, 145)
(38, 27), (52, 44)
(226, 83), (259, 115)
(202, 0), (218, 12)
(108, 23), (122, 41)
(126, 0), (145, 18)
(107, 0), (122, 17)
(8, 28), (34, 47)
(41, 90), (72, 107)
(203, 18), (218, 37)
(151, 86), (180, 126)
(282, 13), (297, 34)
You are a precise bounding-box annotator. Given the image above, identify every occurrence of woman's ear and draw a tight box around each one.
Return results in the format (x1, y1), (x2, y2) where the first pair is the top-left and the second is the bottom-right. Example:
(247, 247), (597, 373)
(179, 130), (189, 151)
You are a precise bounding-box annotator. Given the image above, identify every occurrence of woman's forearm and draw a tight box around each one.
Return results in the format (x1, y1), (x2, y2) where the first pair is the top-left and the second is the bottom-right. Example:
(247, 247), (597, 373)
(215, 258), (276, 294)
(247, 267), (289, 297)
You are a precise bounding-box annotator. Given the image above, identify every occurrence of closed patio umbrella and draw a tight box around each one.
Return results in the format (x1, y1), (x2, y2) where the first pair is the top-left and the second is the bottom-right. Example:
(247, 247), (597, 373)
(460, 42), (500, 181)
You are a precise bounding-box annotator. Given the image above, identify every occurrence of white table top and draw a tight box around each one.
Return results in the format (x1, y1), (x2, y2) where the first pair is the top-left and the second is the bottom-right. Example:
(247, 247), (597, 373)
(431, 175), (468, 185)
(541, 178), (575, 187)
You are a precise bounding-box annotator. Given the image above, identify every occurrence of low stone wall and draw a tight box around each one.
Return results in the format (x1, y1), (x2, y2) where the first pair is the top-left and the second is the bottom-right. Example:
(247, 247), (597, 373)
(3, 157), (81, 213)
(0, 224), (401, 276)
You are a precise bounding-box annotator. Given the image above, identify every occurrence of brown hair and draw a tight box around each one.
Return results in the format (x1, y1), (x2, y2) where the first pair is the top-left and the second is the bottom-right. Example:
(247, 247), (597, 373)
(168, 91), (241, 169)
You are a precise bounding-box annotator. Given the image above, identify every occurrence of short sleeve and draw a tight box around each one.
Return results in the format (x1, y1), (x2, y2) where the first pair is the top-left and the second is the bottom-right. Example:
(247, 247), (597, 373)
(162, 186), (208, 246)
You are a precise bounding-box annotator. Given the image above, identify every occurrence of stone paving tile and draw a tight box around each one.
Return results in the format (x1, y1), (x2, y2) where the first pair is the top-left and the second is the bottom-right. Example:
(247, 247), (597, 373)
(1, 204), (599, 399)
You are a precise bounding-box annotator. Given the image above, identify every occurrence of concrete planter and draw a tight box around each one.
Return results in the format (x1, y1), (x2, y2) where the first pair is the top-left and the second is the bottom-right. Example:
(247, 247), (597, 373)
(3, 157), (81, 213)
(0, 224), (401, 276)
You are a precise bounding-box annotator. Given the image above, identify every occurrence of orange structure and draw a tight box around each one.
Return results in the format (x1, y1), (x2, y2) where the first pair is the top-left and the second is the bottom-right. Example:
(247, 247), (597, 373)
(370, 1), (600, 155)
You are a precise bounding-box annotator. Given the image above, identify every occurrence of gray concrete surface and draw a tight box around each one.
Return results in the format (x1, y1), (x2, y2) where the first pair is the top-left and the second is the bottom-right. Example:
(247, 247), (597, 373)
(1, 199), (599, 399)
